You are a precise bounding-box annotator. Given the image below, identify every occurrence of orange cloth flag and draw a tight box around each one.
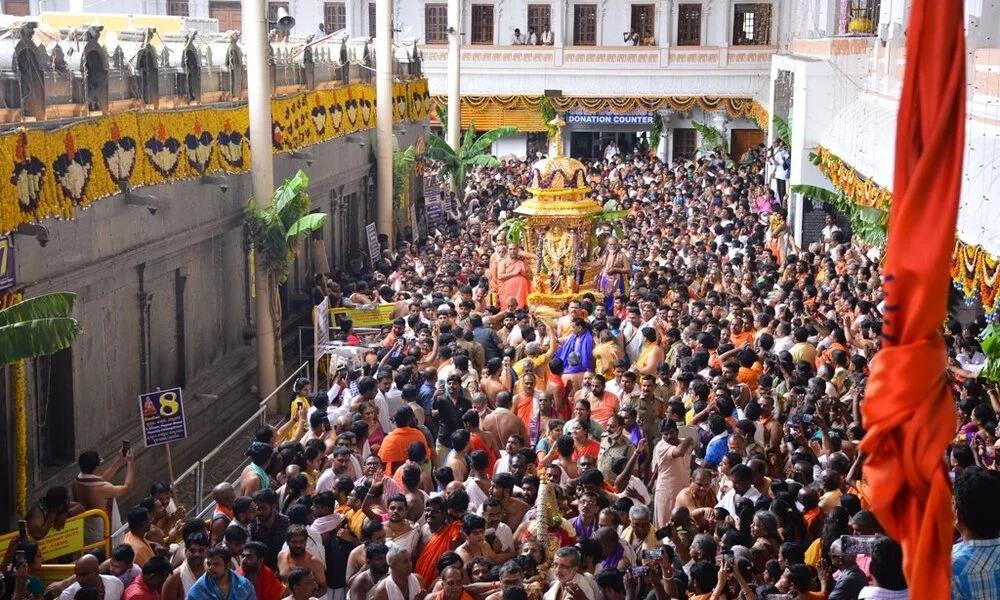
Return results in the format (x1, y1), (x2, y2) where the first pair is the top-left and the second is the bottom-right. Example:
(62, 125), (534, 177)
(858, 0), (965, 598)
(414, 520), (462, 585)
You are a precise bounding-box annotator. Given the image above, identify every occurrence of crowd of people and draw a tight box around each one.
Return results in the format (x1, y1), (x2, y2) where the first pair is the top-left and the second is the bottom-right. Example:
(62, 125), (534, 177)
(5, 139), (1000, 600)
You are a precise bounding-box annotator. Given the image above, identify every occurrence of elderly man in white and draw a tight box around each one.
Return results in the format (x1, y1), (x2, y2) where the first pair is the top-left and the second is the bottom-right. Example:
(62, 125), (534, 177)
(543, 546), (601, 600)
(59, 555), (124, 600)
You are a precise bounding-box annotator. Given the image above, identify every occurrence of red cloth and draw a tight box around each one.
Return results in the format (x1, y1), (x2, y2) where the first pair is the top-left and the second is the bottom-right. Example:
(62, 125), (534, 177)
(469, 433), (497, 476)
(858, 1), (965, 598)
(238, 565), (285, 600)
(414, 520), (462, 585)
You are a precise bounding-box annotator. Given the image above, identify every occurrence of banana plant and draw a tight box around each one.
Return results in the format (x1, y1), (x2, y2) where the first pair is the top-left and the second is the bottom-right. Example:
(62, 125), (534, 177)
(979, 324), (1000, 382)
(692, 120), (729, 156)
(494, 217), (526, 246)
(428, 119), (519, 199)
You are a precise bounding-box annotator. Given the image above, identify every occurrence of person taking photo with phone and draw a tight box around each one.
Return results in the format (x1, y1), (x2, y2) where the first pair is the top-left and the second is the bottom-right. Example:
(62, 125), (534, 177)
(73, 447), (135, 546)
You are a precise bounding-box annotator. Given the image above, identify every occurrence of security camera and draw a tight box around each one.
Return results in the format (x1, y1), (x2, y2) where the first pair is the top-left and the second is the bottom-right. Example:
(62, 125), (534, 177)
(358, 140), (366, 147)
(147, 206), (157, 216)
(220, 182), (229, 193)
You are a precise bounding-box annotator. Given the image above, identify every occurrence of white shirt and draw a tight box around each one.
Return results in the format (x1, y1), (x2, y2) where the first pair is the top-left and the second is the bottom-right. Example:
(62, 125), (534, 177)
(621, 475), (651, 505)
(858, 587), (909, 600)
(512, 34), (525, 44)
(526, 32), (537, 45)
(60, 576), (123, 600)
(716, 486), (762, 527)
(541, 30), (554, 44)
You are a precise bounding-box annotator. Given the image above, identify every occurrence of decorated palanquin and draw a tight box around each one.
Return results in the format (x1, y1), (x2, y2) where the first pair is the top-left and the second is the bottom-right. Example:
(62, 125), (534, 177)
(515, 117), (603, 308)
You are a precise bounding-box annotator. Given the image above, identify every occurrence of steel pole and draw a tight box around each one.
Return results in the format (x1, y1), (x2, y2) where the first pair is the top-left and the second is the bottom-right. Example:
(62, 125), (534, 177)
(376, 0), (394, 249)
(447, 0), (461, 151)
(244, 0), (278, 402)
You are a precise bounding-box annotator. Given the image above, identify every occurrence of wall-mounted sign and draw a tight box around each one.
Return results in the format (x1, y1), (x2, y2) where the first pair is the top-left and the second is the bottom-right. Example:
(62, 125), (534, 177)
(566, 112), (654, 126)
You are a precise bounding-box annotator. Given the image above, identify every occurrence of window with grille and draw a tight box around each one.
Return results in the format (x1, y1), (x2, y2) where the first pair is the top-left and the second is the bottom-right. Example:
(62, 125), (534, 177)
(732, 3), (772, 45)
(674, 128), (697, 159)
(267, 2), (289, 26)
(630, 4), (655, 43)
(573, 4), (597, 46)
(369, 3), (377, 38)
(677, 4), (701, 46)
(471, 4), (495, 45)
(425, 4), (448, 44)
(324, 3), (346, 33)
(167, 0), (189, 16)
(846, 0), (880, 34)
(526, 132), (549, 158)
(527, 4), (551, 36)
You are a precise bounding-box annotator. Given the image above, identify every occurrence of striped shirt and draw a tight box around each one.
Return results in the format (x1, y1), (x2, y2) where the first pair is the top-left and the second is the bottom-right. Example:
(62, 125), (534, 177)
(952, 538), (1000, 600)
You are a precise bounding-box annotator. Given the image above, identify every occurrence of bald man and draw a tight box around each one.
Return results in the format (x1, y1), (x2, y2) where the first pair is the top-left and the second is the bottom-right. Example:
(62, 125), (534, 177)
(58, 555), (124, 600)
(210, 483), (236, 546)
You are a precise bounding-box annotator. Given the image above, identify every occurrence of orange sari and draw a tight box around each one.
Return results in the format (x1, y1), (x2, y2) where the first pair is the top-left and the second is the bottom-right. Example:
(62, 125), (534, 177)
(414, 520), (462, 585)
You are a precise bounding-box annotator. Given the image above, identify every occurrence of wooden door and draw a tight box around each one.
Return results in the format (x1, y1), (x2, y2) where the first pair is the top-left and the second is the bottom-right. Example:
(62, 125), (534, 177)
(730, 128), (766, 162)
(4, 0), (30, 15)
(210, 2), (243, 32)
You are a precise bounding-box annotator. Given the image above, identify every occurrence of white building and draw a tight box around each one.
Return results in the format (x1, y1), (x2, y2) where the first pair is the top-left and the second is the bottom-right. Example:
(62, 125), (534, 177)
(6, 0), (795, 161)
(771, 0), (1000, 319)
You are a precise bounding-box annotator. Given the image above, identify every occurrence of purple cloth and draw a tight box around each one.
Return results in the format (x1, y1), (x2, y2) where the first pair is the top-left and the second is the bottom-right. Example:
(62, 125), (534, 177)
(555, 330), (595, 374)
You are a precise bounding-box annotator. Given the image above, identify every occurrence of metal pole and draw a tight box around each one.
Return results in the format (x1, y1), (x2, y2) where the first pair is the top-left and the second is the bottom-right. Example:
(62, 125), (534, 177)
(245, 0), (279, 401)
(447, 0), (462, 151)
(376, 0), (394, 249)
(195, 460), (204, 514)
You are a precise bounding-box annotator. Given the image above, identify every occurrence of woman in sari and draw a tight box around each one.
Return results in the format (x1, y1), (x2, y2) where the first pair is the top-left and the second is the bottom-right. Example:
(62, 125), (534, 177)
(595, 237), (629, 312)
(497, 244), (531, 310)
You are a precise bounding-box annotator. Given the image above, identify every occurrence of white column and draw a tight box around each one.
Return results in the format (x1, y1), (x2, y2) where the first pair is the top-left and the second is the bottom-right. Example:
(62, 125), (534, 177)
(447, 0), (462, 151)
(244, 0), (278, 402)
(376, 0), (394, 248)
(553, 0), (566, 46)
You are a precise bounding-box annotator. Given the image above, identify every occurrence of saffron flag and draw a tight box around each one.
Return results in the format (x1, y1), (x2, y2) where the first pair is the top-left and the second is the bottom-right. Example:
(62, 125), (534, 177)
(859, 0), (966, 598)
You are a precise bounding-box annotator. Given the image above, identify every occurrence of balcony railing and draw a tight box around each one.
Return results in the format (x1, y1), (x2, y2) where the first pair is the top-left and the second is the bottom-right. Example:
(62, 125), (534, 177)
(420, 44), (777, 71)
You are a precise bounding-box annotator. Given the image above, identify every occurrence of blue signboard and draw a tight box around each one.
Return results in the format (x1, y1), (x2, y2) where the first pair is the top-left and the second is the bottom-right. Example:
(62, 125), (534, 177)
(566, 112), (654, 125)
(138, 388), (188, 447)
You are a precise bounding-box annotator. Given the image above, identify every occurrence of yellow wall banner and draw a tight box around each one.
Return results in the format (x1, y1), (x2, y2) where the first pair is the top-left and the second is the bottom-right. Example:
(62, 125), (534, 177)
(36, 518), (85, 559)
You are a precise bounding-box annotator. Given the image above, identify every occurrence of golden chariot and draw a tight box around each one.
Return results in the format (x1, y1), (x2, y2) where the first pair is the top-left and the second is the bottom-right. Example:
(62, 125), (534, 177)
(516, 117), (605, 308)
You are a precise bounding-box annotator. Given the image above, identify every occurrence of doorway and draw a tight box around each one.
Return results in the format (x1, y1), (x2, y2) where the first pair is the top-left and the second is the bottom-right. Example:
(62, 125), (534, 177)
(730, 128), (766, 162)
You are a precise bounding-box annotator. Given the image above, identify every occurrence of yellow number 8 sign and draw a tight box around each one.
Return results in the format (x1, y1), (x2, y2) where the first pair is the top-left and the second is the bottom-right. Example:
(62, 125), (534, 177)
(138, 387), (187, 447)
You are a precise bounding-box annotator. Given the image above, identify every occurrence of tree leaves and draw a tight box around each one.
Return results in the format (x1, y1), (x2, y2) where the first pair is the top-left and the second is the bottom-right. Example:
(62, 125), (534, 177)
(692, 120), (729, 156)
(790, 184), (888, 248)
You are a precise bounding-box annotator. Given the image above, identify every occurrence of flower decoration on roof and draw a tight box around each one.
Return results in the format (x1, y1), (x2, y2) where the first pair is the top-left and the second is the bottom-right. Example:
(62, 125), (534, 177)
(145, 122), (181, 178)
(11, 131), (45, 212)
(53, 131), (94, 205)
(102, 122), (137, 185)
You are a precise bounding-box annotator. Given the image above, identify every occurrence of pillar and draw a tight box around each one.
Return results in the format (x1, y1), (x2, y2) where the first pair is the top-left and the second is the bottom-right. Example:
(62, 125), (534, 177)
(376, 0), (394, 247)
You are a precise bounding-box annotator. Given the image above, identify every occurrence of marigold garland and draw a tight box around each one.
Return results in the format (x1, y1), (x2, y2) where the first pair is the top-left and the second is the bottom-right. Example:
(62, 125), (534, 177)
(431, 95), (766, 122)
(0, 79), (429, 236)
(816, 144), (1000, 320)
(0, 291), (28, 516)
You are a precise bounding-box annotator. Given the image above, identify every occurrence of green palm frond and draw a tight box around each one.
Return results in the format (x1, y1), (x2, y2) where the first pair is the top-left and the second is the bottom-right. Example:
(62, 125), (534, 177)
(286, 213), (328, 240)
(435, 104), (448, 130)
(469, 126), (519, 156)
(494, 217), (526, 245)
(0, 317), (80, 364)
(692, 120), (729, 155)
(0, 292), (76, 327)
(791, 184), (888, 248)
(773, 115), (791, 147)
(427, 122), (519, 198)
(245, 169), (326, 284)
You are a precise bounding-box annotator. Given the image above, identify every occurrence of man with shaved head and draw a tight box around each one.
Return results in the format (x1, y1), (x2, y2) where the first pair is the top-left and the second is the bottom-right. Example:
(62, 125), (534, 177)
(210, 483), (236, 546)
(58, 554), (124, 600)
